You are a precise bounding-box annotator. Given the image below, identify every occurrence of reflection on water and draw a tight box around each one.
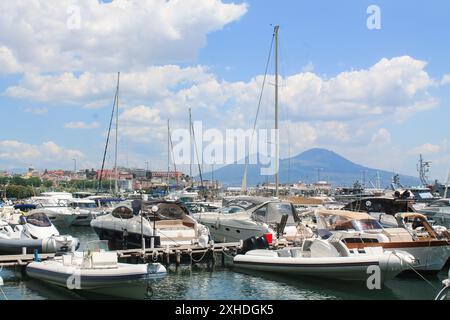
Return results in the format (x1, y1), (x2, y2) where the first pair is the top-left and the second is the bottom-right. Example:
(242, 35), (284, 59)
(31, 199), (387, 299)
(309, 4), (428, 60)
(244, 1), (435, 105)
(0, 227), (448, 300)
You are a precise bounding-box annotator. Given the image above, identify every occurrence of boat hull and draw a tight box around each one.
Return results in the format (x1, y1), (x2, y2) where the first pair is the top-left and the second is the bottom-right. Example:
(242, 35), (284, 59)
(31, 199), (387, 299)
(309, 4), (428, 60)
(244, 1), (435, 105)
(345, 241), (450, 273)
(234, 254), (405, 283)
(26, 261), (164, 300)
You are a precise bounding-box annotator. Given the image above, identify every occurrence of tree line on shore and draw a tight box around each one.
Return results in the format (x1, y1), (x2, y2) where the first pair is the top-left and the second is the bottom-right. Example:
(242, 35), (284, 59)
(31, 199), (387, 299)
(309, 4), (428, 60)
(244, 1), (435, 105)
(0, 177), (116, 199)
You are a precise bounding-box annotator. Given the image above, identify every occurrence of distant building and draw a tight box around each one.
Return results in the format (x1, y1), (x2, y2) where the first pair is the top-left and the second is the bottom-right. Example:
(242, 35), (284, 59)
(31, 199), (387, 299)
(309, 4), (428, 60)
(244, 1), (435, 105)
(96, 169), (133, 181)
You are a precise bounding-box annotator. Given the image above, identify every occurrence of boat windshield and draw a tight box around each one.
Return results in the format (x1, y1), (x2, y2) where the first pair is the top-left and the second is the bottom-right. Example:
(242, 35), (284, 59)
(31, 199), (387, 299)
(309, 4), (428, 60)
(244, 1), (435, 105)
(218, 206), (244, 214)
(317, 213), (382, 231)
(25, 212), (52, 227)
(71, 202), (97, 209)
(427, 200), (450, 207)
(85, 240), (109, 252)
(417, 192), (434, 199)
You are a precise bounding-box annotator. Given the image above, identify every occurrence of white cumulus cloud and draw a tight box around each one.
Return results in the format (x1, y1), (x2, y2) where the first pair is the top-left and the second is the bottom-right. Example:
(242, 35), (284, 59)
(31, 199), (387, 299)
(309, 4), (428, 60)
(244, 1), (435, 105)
(0, 0), (248, 73)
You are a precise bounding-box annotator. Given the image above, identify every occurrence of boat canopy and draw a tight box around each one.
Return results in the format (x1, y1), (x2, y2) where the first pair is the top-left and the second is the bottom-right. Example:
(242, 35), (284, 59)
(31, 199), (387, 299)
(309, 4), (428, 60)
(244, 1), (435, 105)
(223, 196), (277, 210)
(252, 202), (299, 225)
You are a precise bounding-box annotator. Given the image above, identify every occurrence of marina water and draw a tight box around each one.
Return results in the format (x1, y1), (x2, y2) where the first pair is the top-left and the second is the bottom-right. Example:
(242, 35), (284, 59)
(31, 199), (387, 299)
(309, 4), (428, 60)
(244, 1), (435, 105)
(0, 227), (447, 300)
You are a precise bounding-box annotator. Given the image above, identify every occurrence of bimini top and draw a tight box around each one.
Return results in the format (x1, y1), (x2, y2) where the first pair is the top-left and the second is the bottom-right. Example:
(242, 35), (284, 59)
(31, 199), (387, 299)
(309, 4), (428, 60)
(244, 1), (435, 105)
(395, 212), (427, 220)
(314, 209), (376, 221)
(311, 209), (383, 232)
(223, 196), (278, 210)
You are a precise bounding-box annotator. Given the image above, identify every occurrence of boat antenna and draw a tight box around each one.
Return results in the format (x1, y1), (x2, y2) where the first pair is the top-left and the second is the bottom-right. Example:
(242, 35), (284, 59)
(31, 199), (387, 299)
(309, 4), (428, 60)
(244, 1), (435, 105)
(417, 154), (431, 187)
(444, 171), (450, 198)
(241, 26), (275, 194)
(98, 72), (120, 193)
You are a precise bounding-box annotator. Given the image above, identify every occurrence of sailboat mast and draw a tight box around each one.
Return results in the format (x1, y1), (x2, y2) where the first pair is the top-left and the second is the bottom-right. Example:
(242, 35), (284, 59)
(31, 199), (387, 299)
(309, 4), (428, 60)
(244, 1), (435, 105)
(274, 25), (280, 198)
(189, 108), (193, 183)
(168, 119), (171, 185)
(114, 72), (120, 195)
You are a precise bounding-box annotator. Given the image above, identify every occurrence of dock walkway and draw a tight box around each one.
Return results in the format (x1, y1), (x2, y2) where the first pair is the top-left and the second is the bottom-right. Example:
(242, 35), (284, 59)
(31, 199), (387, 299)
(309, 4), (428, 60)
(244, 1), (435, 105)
(0, 241), (292, 268)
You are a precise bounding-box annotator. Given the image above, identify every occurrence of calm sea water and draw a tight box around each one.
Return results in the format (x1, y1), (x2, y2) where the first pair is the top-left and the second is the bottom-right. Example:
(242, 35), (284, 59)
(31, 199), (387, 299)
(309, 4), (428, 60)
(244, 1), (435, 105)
(0, 227), (448, 300)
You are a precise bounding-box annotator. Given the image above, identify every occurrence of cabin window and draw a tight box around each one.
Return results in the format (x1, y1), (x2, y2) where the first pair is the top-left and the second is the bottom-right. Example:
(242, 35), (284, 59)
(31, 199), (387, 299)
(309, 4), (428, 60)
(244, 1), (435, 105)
(25, 213), (52, 227)
(254, 205), (268, 220)
(112, 207), (134, 219)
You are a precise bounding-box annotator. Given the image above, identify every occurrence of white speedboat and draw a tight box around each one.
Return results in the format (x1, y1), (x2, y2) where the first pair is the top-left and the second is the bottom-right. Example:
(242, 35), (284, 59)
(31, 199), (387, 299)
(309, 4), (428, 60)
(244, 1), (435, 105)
(26, 241), (166, 300)
(91, 200), (210, 250)
(166, 188), (199, 203)
(29, 196), (78, 228)
(0, 210), (79, 254)
(68, 199), (104, 226)
(197, 197), (301, 243)
(234, 237), (414, 283)
(304, 209), (450, 273)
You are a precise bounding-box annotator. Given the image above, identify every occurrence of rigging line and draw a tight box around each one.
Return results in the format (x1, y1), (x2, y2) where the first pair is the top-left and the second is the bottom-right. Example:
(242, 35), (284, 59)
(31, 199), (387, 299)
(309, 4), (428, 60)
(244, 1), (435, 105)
(168, 126), (179, 186)
(191, 116), (205, 193)
(243, 31), (276, 179)
(98, 80), (119, 193)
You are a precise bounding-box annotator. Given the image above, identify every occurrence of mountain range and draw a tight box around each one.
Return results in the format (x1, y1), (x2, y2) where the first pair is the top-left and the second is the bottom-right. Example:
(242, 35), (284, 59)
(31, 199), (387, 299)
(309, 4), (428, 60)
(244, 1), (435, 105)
(201, 148), (420, 187)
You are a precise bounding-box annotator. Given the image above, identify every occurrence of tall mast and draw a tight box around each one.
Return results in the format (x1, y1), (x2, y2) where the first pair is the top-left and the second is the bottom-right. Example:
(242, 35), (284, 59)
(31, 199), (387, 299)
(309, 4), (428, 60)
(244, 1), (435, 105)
(168, 119), (170, 185)
(189, 108), (193, 184)
(114, 72), (120, 195)
(274, 25), (280, 198)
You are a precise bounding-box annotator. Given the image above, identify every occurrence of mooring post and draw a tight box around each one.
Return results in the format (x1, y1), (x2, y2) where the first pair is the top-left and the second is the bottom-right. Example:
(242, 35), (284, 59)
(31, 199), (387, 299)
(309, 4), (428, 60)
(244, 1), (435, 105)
(165, 245), (170, 266)
(176, 250), (181, 267)
(221, 250), (225, 267)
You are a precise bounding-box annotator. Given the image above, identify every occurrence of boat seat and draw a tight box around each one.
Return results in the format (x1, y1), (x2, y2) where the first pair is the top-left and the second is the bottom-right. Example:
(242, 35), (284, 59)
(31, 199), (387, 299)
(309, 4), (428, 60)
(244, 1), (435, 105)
(382, 228), (414, 242)
(91, 252), (118, 269)
(290, 248), (303, 258)
(310, 239), (340, 258)
(276, 249), (292, 258)
(330, 241), (351, 257)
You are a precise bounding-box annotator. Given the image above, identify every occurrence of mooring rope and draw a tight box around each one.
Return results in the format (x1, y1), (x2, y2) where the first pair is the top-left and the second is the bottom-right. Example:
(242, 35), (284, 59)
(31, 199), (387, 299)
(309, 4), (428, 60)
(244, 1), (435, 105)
(392, 251), (437, 290)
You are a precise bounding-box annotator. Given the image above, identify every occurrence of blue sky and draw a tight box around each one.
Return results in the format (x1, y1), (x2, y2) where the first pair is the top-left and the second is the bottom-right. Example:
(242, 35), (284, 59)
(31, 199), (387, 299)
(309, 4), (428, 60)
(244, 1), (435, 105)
(0, 0), (449, 183)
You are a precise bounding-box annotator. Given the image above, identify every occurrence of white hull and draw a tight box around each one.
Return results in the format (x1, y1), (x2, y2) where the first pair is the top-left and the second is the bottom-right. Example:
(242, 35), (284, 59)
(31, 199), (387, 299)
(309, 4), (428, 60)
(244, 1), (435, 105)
(234, 251), (408, 283)
(45, 212), (78, 229)
(26, 260), (166, 300)
(198, 216), (271, 243)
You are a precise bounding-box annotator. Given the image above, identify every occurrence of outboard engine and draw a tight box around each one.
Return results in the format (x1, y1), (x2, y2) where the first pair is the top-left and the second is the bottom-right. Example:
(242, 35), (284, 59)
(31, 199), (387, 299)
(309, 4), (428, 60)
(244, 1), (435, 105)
(241, 235), (270, 254)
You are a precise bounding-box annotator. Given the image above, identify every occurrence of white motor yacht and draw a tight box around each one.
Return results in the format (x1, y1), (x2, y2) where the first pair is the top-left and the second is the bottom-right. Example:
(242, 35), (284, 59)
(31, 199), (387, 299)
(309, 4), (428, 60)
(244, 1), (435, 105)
(0, 210), (79, 254)
(197, 196), (301, 243)
(68, 199), (105, 226)
(29, 196), (78, 228)
(91, 200), (210, 250)
(417, 199), (450, 229)
(302, 209), (450, 273)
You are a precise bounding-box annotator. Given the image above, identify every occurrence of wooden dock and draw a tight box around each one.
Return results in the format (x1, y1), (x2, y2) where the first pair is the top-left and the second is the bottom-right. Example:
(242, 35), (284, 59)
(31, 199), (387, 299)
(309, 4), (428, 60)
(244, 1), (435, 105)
(117, 242), (243, 265)
(0, 240), (292, 268)
(0, 253), (55, 268)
